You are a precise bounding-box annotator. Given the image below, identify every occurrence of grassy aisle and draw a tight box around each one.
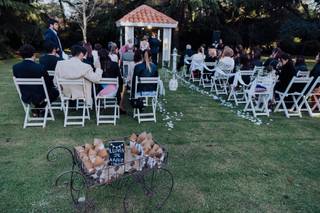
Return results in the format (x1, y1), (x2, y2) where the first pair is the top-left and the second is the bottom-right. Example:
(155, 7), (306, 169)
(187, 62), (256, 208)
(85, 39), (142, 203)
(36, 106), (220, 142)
(0, 59), (319, 212)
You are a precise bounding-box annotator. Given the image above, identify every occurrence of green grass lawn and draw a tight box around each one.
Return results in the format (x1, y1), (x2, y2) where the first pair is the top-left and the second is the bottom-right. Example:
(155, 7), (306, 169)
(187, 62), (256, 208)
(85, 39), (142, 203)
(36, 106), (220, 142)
(0, 59), (320, 212)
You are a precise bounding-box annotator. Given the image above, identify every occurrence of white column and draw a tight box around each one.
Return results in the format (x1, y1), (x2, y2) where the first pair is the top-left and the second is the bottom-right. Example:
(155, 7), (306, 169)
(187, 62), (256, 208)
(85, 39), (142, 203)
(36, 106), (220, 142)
(162, 28), (172, 66)
(119, 28), (123, 47)
(124, 26), (134, 45)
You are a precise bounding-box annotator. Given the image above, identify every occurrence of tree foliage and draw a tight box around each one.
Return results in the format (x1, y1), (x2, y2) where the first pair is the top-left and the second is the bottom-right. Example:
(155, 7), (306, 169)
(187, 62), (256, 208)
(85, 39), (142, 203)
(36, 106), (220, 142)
(1, 0), (319, 57)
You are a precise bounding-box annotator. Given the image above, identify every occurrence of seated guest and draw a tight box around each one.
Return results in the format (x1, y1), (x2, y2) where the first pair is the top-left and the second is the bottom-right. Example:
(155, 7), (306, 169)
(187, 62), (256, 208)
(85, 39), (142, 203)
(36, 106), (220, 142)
(131, 50), (158, 99)
(13, 44), (59, 115)
(122, 44), (135, 62)
(109, 44), (119, 63)
(54, 45), (102, 106)
(309, 52), (320, 88)
(92, 43), (102, 65)
(274, 53), (296, 93)
(251, 48), (263, 68)
(295, 55), (308, 72)
(264, 48), (282, 70)
(39, 41), (61, 76)
(98, 48), (125, 113)
(83, 42), (94, 68)
(201, 43), (208, 58)
(307, 52), (320, 107)
(134, 49), (143, 64)
(239, 54), (251, 70)
(216, 46), (235, 72)
(190, 47), (205, 78)
(205, 46), (218, 63)
(234, 44), (245, 67)
(178, 44), (193, 71)
(228, 53), (250, 85)
(239, 54), (252, 84)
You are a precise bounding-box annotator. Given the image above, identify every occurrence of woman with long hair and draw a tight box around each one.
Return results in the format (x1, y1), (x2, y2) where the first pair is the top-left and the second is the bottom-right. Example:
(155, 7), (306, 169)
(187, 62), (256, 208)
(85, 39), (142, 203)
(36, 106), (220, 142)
(83, 42), (94, 68)
(274, 53), (296, 93)
(98, 48), (125, 113)
(131, 50), (158, 99)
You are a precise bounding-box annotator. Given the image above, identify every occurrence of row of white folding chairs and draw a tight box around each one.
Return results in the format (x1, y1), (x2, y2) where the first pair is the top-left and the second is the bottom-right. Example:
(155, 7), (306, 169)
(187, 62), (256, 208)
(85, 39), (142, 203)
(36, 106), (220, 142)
(56, 77), (121, 127)
(14, 76), (120, 128)
(54, 74), (160, 125)
(50, 69), (120, 126)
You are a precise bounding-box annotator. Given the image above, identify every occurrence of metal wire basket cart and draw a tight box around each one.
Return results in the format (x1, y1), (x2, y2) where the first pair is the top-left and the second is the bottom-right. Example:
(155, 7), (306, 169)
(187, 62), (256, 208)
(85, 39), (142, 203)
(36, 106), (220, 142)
(47, 138), (174, 212)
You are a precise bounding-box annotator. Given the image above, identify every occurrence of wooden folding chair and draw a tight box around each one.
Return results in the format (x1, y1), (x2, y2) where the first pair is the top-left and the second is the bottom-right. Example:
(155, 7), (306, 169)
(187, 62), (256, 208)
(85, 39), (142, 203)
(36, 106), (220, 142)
(56, 77), (90, 127)
(274, 77), (314, 118)
(13, 77), (54, 128)
(133, 76), (160, 123)
(93, 78), (120, 125)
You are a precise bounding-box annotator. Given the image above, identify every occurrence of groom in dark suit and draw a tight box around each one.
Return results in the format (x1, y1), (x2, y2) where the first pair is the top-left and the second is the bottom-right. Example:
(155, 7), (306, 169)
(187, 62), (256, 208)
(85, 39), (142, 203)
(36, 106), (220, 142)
(44, 19), (63, 57)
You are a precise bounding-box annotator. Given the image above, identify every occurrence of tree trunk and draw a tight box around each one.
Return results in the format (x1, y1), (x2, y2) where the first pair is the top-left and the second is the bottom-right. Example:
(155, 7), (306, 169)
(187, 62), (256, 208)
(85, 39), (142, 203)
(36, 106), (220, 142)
(82, 0), (87, 43)
(58, 0), (66, 24)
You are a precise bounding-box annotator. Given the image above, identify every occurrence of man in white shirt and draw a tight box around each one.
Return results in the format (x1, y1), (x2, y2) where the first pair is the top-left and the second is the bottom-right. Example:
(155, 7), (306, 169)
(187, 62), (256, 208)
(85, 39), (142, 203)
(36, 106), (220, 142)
(54, 45), (102, 106)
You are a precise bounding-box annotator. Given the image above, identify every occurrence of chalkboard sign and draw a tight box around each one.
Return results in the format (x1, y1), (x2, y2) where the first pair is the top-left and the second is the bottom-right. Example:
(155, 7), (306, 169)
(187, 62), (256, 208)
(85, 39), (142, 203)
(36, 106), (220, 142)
(108, 141), (125, 166)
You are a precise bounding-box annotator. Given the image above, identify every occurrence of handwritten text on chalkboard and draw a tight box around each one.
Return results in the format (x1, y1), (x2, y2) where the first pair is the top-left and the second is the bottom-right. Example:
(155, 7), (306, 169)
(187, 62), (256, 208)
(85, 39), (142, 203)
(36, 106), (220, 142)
(109, 141), (125, 166)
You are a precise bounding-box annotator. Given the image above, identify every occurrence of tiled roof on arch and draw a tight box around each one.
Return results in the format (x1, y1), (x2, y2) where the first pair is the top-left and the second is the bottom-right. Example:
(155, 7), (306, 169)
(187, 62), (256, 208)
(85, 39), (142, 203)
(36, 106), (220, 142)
(116, 4), (178, 28)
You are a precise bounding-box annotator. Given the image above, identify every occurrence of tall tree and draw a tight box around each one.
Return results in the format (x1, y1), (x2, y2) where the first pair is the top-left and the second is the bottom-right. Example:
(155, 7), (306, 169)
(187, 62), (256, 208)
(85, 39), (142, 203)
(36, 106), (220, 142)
(63, 0), (107, 43)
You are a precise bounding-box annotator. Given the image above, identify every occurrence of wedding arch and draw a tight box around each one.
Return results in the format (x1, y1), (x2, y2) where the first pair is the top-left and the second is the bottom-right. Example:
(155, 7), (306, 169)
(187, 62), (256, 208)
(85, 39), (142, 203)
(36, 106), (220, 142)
(116, 4), (178, 65)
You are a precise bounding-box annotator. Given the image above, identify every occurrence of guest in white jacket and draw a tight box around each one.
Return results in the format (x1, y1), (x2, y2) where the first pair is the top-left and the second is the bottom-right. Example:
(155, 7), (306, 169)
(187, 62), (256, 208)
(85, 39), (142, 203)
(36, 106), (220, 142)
(190, 48), (206, 78)
(54, 45), (102, 106)
(217, 46), (235, 73)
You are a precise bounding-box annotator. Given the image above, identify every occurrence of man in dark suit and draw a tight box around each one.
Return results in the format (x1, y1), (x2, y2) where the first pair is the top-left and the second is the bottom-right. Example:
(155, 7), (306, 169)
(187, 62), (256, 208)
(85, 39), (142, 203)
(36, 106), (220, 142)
(39, 41), (62, 75)
(149, 32), (161, 65)
(44, 19), (63, 57)
(13, 44), (59, 114)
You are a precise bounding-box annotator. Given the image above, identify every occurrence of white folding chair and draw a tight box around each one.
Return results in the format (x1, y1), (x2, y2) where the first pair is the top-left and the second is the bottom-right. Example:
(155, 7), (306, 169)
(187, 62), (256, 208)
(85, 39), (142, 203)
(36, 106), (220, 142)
(253, 66), (264, 75)
(296, 70), (309, 78)
(93, 78), (120, 125)
(47, 70), (55, 77)
(274, 77), (314, 118)
(228, 70), (255, 105)
(199, 62), (216, 88)
(47, 70), (63, 110)
(183, 56), (192, 78)
(133, 76), (160, 123)
(189, 61), (202, 83)
(56, 78), (90, 127)
(244, 75), (277, 117)
(298, 77), (320, 117)
(210, 67), (233, 95)
(13, 77), (54, 128)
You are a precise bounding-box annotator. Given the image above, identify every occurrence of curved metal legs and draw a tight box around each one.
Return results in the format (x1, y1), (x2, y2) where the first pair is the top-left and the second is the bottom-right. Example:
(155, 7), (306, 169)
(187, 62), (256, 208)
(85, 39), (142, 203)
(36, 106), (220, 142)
(123, 168), (174, 212)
